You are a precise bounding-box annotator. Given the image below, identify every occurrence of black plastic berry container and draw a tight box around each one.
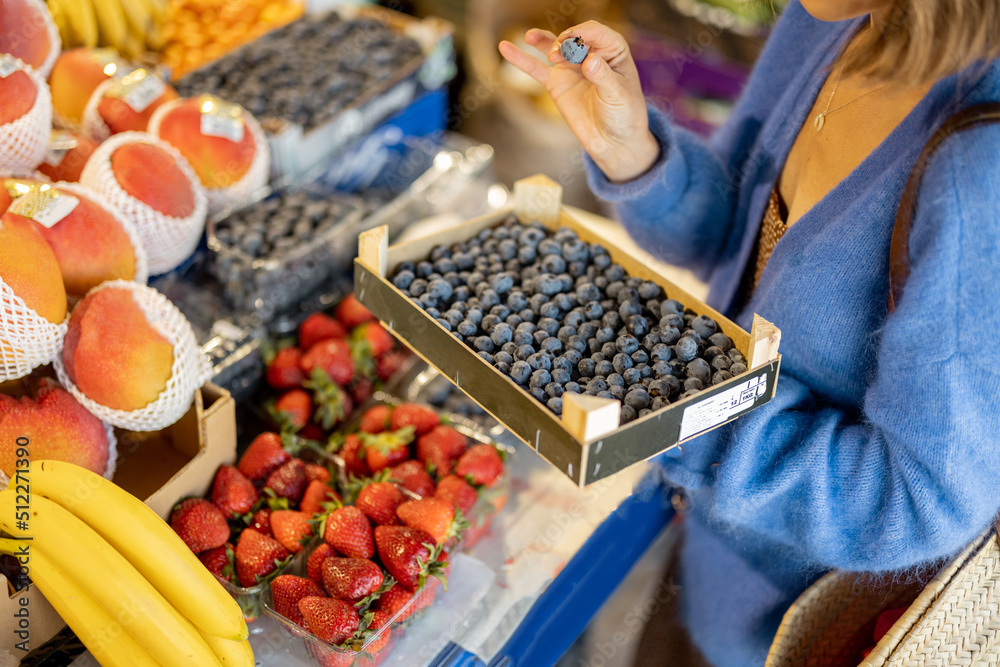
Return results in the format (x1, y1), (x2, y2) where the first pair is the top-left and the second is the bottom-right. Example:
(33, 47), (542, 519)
(353, 175), (783, 487)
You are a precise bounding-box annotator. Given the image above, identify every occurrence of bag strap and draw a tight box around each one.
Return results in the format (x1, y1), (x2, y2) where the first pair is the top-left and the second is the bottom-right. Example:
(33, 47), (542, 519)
(888, 103), (1000, 313)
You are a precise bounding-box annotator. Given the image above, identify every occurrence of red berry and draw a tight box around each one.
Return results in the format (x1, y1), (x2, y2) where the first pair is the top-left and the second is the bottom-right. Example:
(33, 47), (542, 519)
(272, 574), (325, 627)
(321, 557), (383, 604)
(374, 525), (436, 589)
(300, 339), (354, 386)
(298, 596), (359, 645)
(211, 465), (256, 518)
(336, 294), (375, 329)
(389, 403), (439, 436)
(396, 498), (456, 545)
(359, 404), (392, 434)
(307, 543), (338, 586)
(300, 480), (340, 517)
(237, 432), (291, 482)
(270, 510), (314, 554)
(197, 543), (233, 580)
(170, 499), (229, 554)
(434, 475), (478, 515)
(390, 460), (436, 497)
(266, 347), (305, 390)
(265, 458), (307, 503)
(235, 529), (290, 588)
(299, 312), (348, 351)
(251, 507), (273, 537)
(362, 429), (414, 473)
(417, 425), (468, 477)
(323, 506), (374, 559)
(274, 388), (313, 431)
(339, 434), (370, 479)
(356, 482), (404, 526)
(454, 444), (504, 487)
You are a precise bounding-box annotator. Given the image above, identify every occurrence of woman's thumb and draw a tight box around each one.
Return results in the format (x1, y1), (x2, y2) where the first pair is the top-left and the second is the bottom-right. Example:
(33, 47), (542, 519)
(580, 53), (624, 100)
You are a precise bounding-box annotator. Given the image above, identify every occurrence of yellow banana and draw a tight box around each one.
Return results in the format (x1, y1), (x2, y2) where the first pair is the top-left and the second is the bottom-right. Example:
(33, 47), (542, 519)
(28, 460), (248, 641)
(0, 490), (223, 667)
(46, 0), (73, 48)
(55, 0), (98, 47)
(91, 0), (127, 50)
(119, 0), (152, 40)
(0, 539), (161, 667)
(199, 629), (256, 667)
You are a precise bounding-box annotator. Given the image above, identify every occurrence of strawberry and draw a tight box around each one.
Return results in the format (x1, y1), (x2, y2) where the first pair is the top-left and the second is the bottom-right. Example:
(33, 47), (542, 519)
(299, 312), (348, 351)
(416, 425), (467, 477)
(336, 294), (375, 329)
(390, 460), (435, 497)
(376, 350), (408, 382)
(359, 404), (392, 434)
(322, 557), (384, 604)
(300, 480), (340, 517)
(305, 463), (332, 484)
(455, 444), (504, 487)
(272, 574), (326, 627)
(339, 434), (370, 479)
(350, 376), (373, 405)
(365, 608), (394, 656)
(355, 482), (404, 526)
(211, 465), (257, 518)
(396, 498), (458, 545)
(235, 528), (291, 588)
(271, 510), (314, 554)
(307, 543), (338, 586)
(434, 475), (478, 515)
(266, 346), (305, 390)
(251, 507), (273, 537)
(308, 370), (353, 430)
(238, 432), (291, 482)
(361, 428), (414, 473)
(375, 583), (417, 622)
(265, 458), (307, 503)
(273, 389), (313, 432)
(389, 403), (439, 436)
(298, 596), (360, 645)
(198, 543), (234, 580)
(373, 525), (442, 589)
(352, 322), (394, 358)
(170, 498), (230, 553)
(300, 339), (354, 387)
(323, 506), (374, 559)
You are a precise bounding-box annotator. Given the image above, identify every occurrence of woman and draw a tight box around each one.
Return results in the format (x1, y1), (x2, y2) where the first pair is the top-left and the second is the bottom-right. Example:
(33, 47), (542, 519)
(501, 2), (1000, 666)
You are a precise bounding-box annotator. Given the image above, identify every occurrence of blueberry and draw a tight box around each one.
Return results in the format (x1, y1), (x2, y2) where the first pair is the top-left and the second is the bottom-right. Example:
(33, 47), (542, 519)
(563, 349), (583, 367)
(711, 355), (732, 372)
(453, 252), (475, 270)
(565, 381), (582, 394)
(594, 275), (610, 290)
(609, 385), (625, 401)
(546, 382), (565, 399)
(480, 289), (501, 309)
(465, 308), (484, 326)
(538, 317), (560, 336)
(444, 272), (463, 288)
(613, 352), (634, 374)
(427, 308), (442, 320)
(516, 344), (536, 361)
(623, 367), (642, 385)
(501, 341), (519, 356)
(660, 313), (685, 330)
(566, 335), (587, 354)
(680, 329), (702, 345)
(396, 261), (416, 273)
(730, 362), (748, 375)
(625, 387), (650, 410)
(578, 322), (599, 341)
(510, 360), (531, 384)
(392, 270), (415, 290)
(606, 281), (625, 299)
(616, 335), (639, 355)
(457, 320), (477, 337)
(533, 330), (551, 346)
(474, 336), (495, 353)
(619, 404), (637, 425)
(507, 291), (528, 311)
(498, 239), (518, 261)
(491, 323), (514, 347)
(541, 337), (563, 354)
(703, 345), (725, 361)
(728, 348), (746, 364)
(579, 358), (597, 377)
(527, 353), (552, 372)
(631, 349), (649, 366)
(477, 351), (494, 364)
(642, 333), (661, 349)
(652, 360), (673, 378)
(551, 367), (572, 384)
(466, 271), (485, 288)
(684, 377), (704, 392)
(547, 396), (564, 414)
(537, 274), (563, 296)
(529, 369), (552, 389)
(691, 315), (718, 339)
(604, 264), (625, 282)
(638, 281), (660, 300)
(518, 245), (537, 264)
(495, 360), (512, 375)
(596, 360), (615, 377)
(530, 387), (548, 402)
(674, 336), (699, 362)
(680, 390), (701, 400)
(436, 318), (453, 332)
(506, 314), (524, 328)
(591, 352), (606, 363)
(602, 311), (623, 330)
(709, 332), (734, 352)
(626, 314), (649, 336)
(444, 309), (464, 328)
(556, 325), (576, 342)
(539, 301), (560, 319)
(481, 314), (501, 334)
(416, 261), (434, 278)
(584, 301), (604, 319)
(490, 273), (514, 294)
(419, 293), (438, 310)
(562, 238), (589, 261)
(648, 377), (675, 398)
(569, 261), (589, 278)
(555, 293), (576, 311)
(659, 325), (681, 346)
(433, 258), (457, 274)
(430, 245), (452, 261)
(495, 351), (515, 366)
(685, 358), (712, 385)
(541, 255), (567, 275)
(712, 370), (733, 385)
(587, 378), (609, 394)
(606, 372), (625, 387)
(408, 278), (428, 297)
(538, 238), (562, 256)
(521, 228), (544, 246)
(576, 283), (600, 303)
(667, 359), (688, 377)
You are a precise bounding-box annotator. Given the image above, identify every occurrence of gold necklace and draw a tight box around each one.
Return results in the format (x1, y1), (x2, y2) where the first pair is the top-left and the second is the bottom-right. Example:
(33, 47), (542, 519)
(814, 65), (892, 131)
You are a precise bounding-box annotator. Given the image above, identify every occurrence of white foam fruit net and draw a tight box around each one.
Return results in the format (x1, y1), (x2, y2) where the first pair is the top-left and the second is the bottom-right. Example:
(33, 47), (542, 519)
(50, 181), (150, 287)
(79, 131), (207, 275)
(0, 281), (67, 381)
(19, 0), (60, 78)
(0, 59), (52, 174)
(148, 99), (271, 217)
(80, 77), (116, 143)
(53, 280), (212, 431)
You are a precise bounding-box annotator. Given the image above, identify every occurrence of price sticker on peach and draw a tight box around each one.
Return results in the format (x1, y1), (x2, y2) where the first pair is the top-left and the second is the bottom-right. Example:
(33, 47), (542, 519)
(0, 55), (19, 79)
(8, 188), (78, 229)
(109, 68), (165, 114)
(199, 96), (245, 143)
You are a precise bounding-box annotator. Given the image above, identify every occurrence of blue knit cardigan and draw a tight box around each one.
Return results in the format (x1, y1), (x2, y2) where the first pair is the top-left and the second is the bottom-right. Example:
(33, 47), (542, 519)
(584, 3), (1000, 665)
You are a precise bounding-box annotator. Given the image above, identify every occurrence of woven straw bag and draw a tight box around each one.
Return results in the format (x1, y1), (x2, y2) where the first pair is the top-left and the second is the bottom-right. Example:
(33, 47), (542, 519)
(767, 103), (1000, 667)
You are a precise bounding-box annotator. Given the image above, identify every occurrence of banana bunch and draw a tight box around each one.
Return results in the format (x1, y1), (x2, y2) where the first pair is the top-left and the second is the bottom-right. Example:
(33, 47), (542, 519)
(0, 460), (252, 667)
(47, 0), (167, 59)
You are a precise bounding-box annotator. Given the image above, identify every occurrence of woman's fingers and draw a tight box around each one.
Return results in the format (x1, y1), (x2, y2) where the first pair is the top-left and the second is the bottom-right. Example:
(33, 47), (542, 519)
(554, 20), (634, 72)
(580, 52), (626, 101)
(498, 40), (551, 86)
(525, 28), (557, 56)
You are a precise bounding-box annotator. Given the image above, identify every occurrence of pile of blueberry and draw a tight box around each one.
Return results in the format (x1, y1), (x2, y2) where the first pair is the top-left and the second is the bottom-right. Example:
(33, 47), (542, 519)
(176, 13), (423, 130)
(388, 217), (748, 426)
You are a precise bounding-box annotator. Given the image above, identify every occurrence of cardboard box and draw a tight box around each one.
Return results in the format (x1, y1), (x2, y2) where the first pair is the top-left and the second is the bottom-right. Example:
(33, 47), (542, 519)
(354, 175), (783, 487)
(0, 383), (237, 661)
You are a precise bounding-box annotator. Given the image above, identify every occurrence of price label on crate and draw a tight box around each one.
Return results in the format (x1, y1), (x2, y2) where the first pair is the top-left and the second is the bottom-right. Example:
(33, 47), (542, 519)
(107, 68), (166, 113)
(0, 55), (20, 79)
(679, 373), (769, 441)
(198, 95), (245, 143)
(7, 186), (78, 229)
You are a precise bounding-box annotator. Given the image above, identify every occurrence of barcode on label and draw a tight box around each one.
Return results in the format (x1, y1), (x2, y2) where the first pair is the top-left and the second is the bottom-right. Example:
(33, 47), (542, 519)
(678, 373), (768, 441)
(201, 113), (244, 143)
(112, 70), (166, 113)
(8, 190), (79, 228)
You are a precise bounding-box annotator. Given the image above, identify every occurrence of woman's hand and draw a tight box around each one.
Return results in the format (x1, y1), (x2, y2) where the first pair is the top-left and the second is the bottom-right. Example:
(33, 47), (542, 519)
(499, 21), (660, 183)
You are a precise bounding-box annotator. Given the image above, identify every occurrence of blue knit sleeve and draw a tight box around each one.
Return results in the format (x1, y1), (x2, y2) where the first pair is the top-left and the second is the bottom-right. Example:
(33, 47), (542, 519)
(655, 127), (1000, 572)
(583, 105), (737, 282)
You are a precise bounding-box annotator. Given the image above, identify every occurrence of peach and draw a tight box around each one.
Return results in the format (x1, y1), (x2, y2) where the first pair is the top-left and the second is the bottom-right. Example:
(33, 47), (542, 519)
(0, 210), (66, 324)
(37, 131), (98, 182)
(154, 96), (257, 189)
(0, 176), (46, 213)
(0, 64), (37, 125)
(96, 68), (177, 135)
(62, 286), (174, 411)
(31, 185), (138, 296)
(0, 0), (54, 74)
(48, 48), (124, 125)
(0, 377), (111, 477)
(110, 141), (196, 218)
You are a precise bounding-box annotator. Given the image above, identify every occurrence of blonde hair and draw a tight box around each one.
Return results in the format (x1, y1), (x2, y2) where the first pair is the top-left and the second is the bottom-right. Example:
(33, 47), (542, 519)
(843, 0), (1000, 85)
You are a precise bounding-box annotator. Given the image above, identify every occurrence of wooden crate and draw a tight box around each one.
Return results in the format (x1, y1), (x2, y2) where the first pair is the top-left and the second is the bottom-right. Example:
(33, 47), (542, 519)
(354, 175), (781, 486)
